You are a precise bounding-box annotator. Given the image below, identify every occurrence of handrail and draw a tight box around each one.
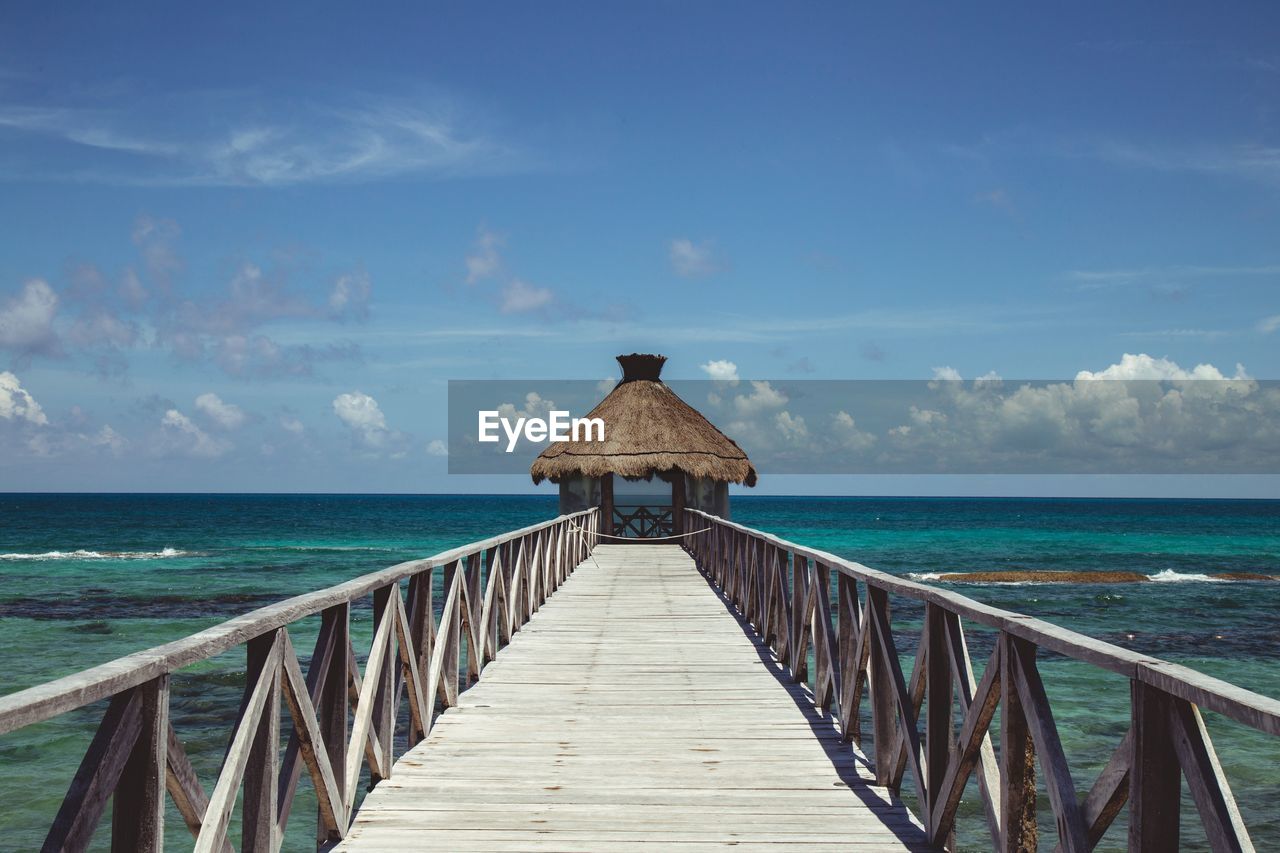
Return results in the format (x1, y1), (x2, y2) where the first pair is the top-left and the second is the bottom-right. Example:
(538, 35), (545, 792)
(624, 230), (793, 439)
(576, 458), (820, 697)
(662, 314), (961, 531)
(0, 507), (600, 851)
(685, 507), (1274, 851)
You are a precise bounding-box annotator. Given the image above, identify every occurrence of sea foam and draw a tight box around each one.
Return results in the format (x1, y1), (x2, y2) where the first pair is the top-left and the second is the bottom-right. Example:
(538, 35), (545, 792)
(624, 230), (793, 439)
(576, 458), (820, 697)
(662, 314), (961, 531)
(0, 547), (190, 561)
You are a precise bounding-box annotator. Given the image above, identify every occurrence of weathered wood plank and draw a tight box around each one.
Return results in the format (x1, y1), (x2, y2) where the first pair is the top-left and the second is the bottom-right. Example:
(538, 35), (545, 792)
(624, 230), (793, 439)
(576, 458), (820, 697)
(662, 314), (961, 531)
(42, 688), (144, 852)
(111, 674), (168, 853)
(1129, 680), (1181, 851)
(338, 545), (927, 852)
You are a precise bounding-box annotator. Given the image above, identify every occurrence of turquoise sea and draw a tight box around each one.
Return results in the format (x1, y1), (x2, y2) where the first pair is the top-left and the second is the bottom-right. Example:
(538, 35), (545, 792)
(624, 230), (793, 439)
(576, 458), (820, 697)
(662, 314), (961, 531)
(0, 494), (1277, 851)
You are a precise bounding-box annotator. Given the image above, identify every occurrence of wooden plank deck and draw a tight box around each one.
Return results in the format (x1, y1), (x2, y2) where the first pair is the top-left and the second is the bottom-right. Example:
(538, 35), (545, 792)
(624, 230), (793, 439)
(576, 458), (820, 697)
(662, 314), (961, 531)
(337, 543), (930, 852)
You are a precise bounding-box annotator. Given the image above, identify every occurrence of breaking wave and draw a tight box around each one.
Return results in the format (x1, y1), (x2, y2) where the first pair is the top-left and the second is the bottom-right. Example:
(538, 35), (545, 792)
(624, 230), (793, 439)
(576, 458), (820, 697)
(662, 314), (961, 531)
(0, 547), (192, 561)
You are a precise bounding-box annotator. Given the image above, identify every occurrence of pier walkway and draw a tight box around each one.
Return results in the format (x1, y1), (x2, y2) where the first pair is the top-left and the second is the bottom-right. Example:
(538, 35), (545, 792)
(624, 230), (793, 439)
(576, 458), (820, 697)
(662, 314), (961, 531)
(337, 544), (928, 851)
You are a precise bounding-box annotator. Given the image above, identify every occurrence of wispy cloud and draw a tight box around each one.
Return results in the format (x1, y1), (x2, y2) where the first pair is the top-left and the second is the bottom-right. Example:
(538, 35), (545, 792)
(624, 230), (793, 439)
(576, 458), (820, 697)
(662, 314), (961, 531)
(935, 129), (1280, 187)
(973, 188), (1018, 217)
(669, 238), (725, 278)
(1067, 264), (1280, 289)
(1117, 328), (1233, 340)
(1077, 139), (1280, 184)
(0, 92), (530, 186)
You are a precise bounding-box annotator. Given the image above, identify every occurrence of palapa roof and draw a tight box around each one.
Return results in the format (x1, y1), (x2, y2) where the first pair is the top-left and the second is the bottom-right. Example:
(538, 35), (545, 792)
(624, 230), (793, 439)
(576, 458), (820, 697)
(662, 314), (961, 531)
(530, 353), (757, 487)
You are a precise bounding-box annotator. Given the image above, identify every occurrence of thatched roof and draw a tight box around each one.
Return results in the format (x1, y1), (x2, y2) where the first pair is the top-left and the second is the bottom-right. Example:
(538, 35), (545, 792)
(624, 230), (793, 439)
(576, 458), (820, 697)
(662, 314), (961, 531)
(530, 354), (757, 487)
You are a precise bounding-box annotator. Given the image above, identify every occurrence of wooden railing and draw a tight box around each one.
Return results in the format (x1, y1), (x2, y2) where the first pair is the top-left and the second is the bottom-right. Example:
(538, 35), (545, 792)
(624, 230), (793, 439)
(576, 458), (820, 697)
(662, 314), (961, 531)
(0, 508), (599, 853)
(685, 508), (1279, 853)
(612, 503), (674, 538)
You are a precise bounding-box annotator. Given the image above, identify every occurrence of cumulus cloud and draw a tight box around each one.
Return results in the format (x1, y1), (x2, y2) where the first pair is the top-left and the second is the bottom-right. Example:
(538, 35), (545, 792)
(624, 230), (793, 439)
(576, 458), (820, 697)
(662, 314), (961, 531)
(87, 424), (127, 456)
(0, 279), (59, 358)
(497, 392), (557, 423)
(0, 371), (48, 425)
(500, 279), (553, 314)
(426, 439), (448, 457)
(881, 354), (1275, 472)
(4, 216), (367, 380)
(279, 415), (305, 435)
(160, 409), (229, 458)
(775, 411), (809, 442)
(195, 392), (247, 430)
(687, 354), (1277, 474)
(833, 410), (877, 450)
(700, 359), (739, 381)
(733, 380), (788, 415)
(333, 390), (408, 453)
(669, 238), (722, 278)
(328, 271), (371, 322)
(466, 226), (504, 284)
(1260, 315), (1280, 334)
(1074, 352), (1247, 380)
(131, 215), (183, 291)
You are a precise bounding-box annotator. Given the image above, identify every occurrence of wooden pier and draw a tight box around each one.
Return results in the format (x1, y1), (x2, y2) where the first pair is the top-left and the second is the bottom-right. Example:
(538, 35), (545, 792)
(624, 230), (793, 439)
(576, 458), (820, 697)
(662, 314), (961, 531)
(337, 544), (927, 851)
(1, 506), (1278, 852)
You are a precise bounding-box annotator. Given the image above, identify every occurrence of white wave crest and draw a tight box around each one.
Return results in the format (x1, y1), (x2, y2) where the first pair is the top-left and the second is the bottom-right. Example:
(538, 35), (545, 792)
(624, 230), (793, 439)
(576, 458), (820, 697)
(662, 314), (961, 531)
(1147, 569), (1227, 583)
(0, 547), (191, 561)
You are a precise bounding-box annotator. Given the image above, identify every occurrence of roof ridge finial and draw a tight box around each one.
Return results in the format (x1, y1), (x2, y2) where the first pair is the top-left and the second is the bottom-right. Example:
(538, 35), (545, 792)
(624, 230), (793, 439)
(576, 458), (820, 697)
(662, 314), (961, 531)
(616, 353), (666, 383)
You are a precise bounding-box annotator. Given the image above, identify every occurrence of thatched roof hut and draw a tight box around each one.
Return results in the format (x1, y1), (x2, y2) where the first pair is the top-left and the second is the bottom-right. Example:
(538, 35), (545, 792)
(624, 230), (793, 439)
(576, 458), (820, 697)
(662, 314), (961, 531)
(532, 353), (755, 535)
(531, 353), (757, 487)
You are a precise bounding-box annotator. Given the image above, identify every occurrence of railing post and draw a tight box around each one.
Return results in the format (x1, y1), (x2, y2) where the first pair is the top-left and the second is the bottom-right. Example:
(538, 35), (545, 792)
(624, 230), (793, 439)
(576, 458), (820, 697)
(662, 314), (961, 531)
(867, 585), (896, 788)
(924, 603), (952, 838)
(442, 560), (462, 707)
(837, 572), (859, 741)
(791, 553), (808, 683)
(1000, 632), (1037, 852)
(1129, 680), (1181, 851)
(242, 631), (282, 853)
(110, 674), (168, 853)
(317, 602), (349, 843)
(370, 586), (396, 778)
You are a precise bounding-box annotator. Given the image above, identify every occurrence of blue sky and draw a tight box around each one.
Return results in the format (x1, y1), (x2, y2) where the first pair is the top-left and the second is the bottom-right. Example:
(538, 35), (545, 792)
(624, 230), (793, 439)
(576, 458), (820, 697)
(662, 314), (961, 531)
(1, 3), (1278, 494)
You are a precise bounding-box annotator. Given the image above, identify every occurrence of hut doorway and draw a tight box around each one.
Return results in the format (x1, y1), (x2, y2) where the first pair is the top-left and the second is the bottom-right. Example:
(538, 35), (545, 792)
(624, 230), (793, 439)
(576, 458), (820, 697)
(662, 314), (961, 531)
(608, 474), (680, 539)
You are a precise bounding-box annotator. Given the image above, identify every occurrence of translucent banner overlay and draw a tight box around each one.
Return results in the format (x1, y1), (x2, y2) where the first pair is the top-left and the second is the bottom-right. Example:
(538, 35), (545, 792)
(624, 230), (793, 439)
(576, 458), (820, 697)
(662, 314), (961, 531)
(448, 379), (1280, 475)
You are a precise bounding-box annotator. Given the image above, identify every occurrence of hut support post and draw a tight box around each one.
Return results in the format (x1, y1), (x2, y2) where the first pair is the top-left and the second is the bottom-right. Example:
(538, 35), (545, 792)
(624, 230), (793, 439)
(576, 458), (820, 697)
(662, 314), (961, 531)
(671, 471), (685, 535)
(600, 474), (615, 537)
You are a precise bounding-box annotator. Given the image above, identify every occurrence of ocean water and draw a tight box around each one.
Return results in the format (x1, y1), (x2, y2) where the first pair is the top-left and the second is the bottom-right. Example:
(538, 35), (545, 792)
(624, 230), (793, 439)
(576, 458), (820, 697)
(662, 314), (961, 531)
(0, 494), (1276, 850)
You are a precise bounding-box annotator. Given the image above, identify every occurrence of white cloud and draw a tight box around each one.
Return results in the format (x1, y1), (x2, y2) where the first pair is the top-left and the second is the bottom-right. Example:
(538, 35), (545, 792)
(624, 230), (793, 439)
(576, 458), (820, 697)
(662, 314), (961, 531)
(932, 366), (963, 381)
(669, 238), (722, 277)
(160, 409), (229, 458)
(426, 439), (448, 457)
(0, 371), (48, 425)
(279, 415), (305, 435)
(498, 392), (557, 423)
(328, 271), (371, 321)
(775, 411), (809, 442)
(466, 226), (504, 284)
(195, 392), (247, 430)
(0, 96), (526, 187)
(500, 279), (553, 314)
(87, 424), (127, 456)
(0, 279), (59, 356)
(700, 359), (739, 381)
(1075, 352), (1247, 381)
(333, 390), (394, 449)
(833, 411), (877, 451)
(733, 380), (788, 415)
(1259, 314), (1280, 334)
